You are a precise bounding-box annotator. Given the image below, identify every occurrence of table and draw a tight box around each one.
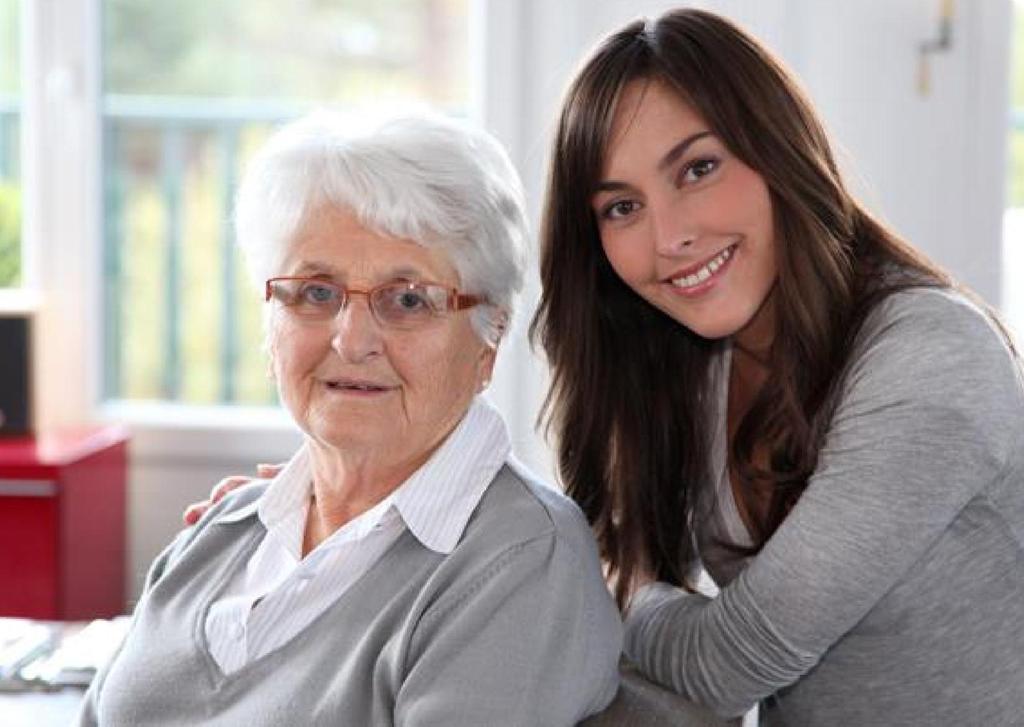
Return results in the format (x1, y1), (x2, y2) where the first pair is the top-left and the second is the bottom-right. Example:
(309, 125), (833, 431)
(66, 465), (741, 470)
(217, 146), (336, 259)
(0, 688), (86, 726)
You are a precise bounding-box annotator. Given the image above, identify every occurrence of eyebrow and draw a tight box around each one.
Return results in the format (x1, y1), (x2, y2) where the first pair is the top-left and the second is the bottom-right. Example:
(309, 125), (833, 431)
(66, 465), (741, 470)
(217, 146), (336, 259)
(292, 261), (430, 281)
(293, 262), (339, 277)
(594, 130), (714, 194)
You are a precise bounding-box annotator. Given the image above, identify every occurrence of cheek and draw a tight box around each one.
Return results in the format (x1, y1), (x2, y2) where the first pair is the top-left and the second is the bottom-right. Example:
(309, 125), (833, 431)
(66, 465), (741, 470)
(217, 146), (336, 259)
(270, 325), (325, 390)
(731, 179), (776, 278)
(601, 232), (648, 287)
(399, 334), (484, 406)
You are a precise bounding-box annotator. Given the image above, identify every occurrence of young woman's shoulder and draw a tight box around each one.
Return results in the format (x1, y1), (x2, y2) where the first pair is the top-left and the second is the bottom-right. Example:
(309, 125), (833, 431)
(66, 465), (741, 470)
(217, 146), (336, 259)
(842, 285), (1023, 455)
(864, 286), (1003, 341)
(856, 285), (1019, 374)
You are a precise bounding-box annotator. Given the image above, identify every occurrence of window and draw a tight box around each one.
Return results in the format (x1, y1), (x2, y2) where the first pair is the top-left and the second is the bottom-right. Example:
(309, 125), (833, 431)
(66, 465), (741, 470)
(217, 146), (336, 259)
(0, 0), (20, 288)
(101, 0), (470, 405)
(1005, 0), (1024, 335)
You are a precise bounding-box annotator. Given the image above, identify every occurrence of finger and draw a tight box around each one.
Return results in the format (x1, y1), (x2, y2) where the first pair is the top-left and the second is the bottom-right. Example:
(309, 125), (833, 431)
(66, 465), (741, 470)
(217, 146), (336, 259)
(183, 503), (204, 525)
(211, 476), (251, 503)
(256, 463), (284, 478)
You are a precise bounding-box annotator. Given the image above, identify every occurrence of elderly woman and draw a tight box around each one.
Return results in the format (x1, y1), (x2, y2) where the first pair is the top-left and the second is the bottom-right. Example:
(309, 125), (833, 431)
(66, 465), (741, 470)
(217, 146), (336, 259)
(77, 113), (622, 726)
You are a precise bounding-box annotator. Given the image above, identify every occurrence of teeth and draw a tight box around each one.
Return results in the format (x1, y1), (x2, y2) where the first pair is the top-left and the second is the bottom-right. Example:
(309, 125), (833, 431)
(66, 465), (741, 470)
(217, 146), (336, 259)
(671, 245), (733, 289)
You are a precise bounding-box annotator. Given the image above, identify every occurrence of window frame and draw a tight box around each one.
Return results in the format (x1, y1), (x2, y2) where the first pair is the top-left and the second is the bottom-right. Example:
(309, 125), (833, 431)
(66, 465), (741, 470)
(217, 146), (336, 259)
(21, 0), (103, 432)
(22, 0), (551, 472)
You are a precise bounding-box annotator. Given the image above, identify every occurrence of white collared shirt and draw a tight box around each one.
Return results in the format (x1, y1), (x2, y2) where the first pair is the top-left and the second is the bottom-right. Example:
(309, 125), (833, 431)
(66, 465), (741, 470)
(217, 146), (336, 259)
(205, 397), (511, 675)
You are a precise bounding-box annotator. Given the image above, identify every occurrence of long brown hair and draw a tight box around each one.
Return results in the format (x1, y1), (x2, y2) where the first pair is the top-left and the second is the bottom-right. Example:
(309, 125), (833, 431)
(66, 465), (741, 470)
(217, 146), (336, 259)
(530, 9), (954, 607)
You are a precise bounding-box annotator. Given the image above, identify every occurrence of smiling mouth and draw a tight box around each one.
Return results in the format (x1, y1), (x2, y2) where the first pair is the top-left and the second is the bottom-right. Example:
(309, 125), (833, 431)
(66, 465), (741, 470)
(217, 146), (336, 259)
(324, 380), (394, 393)
(667, 243), (737, 291)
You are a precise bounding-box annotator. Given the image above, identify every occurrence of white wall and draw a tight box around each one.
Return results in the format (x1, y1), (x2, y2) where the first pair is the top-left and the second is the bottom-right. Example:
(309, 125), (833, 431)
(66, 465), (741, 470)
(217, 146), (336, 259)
(790, 0), (1011, 303)
(481, 0), (1012, 482)
(91, 0), (1013, 602)
(487, 0), (1011, 302)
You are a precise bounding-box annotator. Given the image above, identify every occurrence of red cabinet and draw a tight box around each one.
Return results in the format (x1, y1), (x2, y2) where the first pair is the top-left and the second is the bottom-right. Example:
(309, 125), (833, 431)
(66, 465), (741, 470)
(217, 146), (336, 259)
(0, 426), (129, 619)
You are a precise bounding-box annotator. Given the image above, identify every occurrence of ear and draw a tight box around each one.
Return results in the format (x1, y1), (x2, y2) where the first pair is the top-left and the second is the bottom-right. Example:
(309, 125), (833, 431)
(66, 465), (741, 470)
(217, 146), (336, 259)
(491, 309), (510, 341)
(476, 343), (497, 392)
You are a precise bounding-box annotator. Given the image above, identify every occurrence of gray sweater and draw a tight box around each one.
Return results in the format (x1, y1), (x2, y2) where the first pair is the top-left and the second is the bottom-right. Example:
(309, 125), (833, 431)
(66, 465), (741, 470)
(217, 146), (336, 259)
(625, 288), (1024, 725)
(78, 463), (622, 726)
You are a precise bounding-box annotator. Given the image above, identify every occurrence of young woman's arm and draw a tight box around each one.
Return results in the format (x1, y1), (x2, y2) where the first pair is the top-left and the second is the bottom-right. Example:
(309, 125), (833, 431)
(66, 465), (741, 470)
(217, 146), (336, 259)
(624, 289), (1024, 717)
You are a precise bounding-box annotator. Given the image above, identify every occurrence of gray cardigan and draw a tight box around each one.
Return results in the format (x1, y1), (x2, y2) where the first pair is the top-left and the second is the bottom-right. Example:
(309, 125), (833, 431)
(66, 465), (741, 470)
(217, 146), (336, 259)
(626, 288), (1024, 725)
(78, 463), (622, 726)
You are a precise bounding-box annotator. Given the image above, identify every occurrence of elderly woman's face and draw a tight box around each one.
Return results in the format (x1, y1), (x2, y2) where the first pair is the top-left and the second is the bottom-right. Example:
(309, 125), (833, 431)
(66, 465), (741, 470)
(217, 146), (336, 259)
(269, 206), (495, 463)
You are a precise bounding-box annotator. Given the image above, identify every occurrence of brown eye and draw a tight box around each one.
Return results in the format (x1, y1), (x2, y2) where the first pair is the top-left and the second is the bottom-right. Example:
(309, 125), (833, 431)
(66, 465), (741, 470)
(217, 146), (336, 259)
(679, 157), (720, 185)
(602, 199), (642, 220)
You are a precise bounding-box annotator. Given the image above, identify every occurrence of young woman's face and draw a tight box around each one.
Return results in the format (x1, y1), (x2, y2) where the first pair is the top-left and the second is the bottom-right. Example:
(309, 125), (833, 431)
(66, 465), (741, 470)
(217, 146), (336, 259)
(592, 79), (777, 348)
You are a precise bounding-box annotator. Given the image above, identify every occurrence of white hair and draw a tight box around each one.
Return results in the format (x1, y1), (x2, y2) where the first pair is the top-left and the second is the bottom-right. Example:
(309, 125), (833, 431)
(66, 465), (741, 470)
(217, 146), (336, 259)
(234, 110), (529, 346)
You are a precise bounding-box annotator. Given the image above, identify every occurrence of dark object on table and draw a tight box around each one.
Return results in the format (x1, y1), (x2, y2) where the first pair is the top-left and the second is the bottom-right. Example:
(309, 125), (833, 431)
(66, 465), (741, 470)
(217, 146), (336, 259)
(0, 311), (32, 436)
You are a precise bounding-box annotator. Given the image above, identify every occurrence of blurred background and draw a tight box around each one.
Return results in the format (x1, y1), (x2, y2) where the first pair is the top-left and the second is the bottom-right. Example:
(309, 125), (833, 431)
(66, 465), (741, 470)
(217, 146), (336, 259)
(0, 0), (1020, 602)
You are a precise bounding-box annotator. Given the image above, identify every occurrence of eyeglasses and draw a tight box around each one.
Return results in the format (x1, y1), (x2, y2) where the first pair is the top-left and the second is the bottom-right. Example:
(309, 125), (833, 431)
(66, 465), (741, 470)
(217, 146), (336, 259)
(265, 276), (484, 330)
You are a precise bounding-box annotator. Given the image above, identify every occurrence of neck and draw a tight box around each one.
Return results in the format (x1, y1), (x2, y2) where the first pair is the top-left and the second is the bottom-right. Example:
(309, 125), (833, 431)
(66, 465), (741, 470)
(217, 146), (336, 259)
(301, 439), (432, 555)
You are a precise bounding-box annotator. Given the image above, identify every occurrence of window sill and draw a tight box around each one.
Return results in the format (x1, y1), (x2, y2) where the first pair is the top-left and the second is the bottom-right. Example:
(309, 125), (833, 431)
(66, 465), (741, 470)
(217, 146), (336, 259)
(98, 400), (303, 464)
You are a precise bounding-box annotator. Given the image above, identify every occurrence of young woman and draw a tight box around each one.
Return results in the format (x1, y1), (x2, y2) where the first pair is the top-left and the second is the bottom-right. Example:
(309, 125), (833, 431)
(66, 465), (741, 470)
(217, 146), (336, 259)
(531, 8), (1024, 725)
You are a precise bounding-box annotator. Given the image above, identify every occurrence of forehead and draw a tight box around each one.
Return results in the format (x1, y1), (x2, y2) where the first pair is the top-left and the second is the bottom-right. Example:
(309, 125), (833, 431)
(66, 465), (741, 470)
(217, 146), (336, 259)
(283, 205), (460, 284)
(602, 78), (709, 177)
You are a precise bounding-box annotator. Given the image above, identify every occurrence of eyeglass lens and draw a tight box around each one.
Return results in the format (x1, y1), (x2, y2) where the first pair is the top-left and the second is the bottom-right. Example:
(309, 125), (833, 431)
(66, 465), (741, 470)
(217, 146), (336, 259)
(268, 278), (451, 328)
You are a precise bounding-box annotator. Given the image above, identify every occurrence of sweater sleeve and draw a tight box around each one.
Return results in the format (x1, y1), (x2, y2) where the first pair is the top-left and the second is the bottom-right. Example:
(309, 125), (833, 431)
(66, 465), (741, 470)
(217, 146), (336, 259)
(624, 290), (1023, 717)
(394, 531), (623, 727)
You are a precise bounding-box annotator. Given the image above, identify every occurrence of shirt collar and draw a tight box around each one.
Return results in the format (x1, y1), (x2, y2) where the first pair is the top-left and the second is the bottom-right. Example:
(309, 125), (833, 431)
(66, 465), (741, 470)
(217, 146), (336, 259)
(391, 396), (511, 554)
(256, 445), (312, 531)
(212, 397), (510, 556)
(210, 446), (312, 532)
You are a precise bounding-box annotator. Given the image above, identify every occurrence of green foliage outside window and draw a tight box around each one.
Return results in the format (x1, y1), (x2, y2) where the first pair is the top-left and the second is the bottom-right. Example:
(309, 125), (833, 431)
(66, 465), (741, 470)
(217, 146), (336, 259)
(1011, 3), (1024, 207)
(0, 182), (19, 287)
(0, 0), (20, 288)
(102, 0), (468, 405)
(0, 0), (16, 95)
(103, 0), (467, 106)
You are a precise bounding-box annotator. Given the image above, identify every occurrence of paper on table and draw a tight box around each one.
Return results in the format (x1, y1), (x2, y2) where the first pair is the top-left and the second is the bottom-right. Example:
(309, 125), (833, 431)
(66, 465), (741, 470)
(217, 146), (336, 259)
(19, 617), (130, 688)
(0, 619), (56, 687)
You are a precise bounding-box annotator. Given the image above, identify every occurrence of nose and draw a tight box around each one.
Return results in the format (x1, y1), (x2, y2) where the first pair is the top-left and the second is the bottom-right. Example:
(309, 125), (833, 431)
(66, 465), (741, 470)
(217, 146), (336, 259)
(330, 295), (383, 362)
(651, 196), (697, 256)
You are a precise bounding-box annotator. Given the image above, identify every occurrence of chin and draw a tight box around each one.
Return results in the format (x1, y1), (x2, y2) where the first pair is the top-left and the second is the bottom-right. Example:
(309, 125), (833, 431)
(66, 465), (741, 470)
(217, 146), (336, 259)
(678, 313), (750, 341)
(312, 428), (381, 454)
(299, 411), (370, 449)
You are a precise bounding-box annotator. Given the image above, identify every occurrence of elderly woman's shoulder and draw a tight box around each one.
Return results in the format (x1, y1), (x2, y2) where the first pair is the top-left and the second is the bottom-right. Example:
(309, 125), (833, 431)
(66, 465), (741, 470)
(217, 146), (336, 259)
(174, 480), (270, 554)
(462, 459), (599, 561)
(197, 480), (269, 526)
(144, 480), (271, 590)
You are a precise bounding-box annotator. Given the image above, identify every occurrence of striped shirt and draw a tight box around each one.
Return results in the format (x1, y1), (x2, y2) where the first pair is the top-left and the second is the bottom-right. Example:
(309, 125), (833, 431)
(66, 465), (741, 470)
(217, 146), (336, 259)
(204, 397), (510, 675)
